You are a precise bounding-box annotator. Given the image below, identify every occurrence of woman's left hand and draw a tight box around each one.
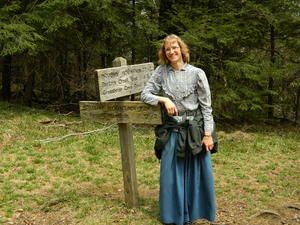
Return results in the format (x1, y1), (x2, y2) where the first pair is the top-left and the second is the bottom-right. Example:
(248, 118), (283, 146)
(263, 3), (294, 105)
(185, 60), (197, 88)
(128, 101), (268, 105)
(201, 135), (214, 152)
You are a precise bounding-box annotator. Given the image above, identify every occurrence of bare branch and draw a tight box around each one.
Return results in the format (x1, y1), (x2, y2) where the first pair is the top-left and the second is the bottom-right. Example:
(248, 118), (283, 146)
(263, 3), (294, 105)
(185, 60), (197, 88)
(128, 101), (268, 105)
(35, 123), (117, 143)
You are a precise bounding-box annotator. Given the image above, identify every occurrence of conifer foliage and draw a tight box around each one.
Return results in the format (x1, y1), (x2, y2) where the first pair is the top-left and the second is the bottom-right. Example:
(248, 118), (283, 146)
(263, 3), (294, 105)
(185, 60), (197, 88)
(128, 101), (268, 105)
(0, 0), (299, 123)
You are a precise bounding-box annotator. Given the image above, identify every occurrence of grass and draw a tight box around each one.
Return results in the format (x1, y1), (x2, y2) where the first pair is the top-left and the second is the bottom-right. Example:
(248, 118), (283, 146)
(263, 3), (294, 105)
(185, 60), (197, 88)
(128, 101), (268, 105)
(0, 101), (299, 225)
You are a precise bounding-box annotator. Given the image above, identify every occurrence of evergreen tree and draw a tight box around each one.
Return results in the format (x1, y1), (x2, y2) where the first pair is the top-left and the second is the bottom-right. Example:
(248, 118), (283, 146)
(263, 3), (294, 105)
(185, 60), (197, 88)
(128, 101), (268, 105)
(0, 0), (43, 100)
(164, 0), (300, 122)
(0, 0), (298, 123)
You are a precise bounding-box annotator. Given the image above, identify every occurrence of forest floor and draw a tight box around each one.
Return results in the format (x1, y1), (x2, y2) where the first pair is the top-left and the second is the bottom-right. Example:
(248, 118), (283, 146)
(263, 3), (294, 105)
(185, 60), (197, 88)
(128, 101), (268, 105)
(0, 102), (299, 225)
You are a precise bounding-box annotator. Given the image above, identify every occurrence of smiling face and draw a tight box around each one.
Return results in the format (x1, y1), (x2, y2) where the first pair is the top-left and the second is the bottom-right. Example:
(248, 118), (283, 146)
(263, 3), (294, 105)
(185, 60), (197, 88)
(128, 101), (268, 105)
(164, 40), (183, 65)
(158, 34), (190, 66)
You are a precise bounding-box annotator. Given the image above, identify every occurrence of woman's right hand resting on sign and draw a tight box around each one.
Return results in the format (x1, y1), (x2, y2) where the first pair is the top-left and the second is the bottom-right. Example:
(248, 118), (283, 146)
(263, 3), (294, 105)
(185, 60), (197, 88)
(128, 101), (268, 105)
(159, 97), (178, 116)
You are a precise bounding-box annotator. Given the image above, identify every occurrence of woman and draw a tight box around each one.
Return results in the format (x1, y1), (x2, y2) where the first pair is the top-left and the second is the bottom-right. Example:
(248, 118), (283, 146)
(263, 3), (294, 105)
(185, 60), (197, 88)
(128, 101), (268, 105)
(141, 34), (217, 225)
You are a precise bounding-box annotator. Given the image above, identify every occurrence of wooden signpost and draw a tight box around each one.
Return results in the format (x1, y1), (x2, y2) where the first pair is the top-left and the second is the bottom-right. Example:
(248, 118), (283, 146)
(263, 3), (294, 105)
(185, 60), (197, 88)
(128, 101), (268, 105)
(79, 101), (162, 124)
(95, 62), (154, 101)
(79, 57), (162, 208)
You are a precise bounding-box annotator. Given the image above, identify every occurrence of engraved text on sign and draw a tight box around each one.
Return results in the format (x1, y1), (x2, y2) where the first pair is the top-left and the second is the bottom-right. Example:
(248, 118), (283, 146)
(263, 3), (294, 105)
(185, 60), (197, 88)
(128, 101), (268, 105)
(96, 63), (154, 101)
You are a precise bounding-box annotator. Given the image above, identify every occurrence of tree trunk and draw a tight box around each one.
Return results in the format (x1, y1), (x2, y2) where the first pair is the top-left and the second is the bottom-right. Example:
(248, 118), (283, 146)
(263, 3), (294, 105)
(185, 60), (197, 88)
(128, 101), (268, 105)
(60, 51), (71, 101)
(158, 0), (177, 35)
(295, 86), (300, 124)
(81, 49), (88, 100)
(2, 55), (12, 100)
(105, 39), (113, 67)
(131, 0), (136, 65)
(268, 24), (275, 119)
(23, 61), (35, 106)
(131, 0), (136, 101)
(148, 34), (154, 62)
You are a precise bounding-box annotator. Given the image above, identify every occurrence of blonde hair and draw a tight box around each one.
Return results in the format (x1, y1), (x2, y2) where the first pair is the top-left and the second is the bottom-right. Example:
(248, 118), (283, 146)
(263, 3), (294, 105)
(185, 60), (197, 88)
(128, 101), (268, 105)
(158, 34), (190, 65)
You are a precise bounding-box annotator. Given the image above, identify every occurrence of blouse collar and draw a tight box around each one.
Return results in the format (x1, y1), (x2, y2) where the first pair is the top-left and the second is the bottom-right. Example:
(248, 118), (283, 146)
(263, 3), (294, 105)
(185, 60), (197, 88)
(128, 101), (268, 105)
(167, 63), (188, 72)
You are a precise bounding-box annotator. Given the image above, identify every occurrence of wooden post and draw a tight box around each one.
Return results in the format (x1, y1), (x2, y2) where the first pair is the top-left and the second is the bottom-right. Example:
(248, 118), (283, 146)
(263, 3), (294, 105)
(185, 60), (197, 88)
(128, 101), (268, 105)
(80, 58), (159, 208)
(113, 57), (139, 207)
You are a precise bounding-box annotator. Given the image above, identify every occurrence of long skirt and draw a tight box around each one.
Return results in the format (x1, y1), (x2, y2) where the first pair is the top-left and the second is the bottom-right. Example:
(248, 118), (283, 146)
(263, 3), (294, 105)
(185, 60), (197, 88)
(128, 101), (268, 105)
(159, 132), (216, 225)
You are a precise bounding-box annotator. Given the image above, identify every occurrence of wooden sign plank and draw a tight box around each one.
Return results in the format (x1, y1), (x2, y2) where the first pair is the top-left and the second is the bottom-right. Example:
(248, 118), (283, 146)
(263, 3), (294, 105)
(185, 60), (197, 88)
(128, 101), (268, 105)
(79, 101), (162, 125)
(95, 63), (154, 101)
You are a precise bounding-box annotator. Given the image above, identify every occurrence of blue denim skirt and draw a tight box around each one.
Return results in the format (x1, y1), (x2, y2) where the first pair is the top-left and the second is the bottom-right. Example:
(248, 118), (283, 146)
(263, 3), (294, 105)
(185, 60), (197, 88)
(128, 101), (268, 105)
(159, 132), (216, 225)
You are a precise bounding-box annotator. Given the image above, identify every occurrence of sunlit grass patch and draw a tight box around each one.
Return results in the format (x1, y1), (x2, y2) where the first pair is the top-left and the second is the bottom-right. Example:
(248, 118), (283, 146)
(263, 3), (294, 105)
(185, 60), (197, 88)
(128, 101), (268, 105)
(0, 102), (299, 225)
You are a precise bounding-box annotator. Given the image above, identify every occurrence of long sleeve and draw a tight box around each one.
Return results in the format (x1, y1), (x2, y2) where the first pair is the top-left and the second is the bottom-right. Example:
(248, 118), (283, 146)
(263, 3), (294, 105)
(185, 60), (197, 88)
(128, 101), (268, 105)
(141, 66), (162, 105)
(142, 64), (215, 132)
(196, 70), (214, 132)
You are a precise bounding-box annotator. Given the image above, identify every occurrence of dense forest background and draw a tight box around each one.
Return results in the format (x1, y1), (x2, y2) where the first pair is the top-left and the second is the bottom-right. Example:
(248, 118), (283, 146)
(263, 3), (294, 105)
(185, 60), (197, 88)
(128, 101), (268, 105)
(0, 0), (299, 123)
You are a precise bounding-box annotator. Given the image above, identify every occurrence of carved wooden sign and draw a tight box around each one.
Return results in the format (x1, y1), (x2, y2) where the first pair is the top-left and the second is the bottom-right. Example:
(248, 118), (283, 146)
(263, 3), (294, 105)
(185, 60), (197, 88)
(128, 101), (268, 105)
(79, 58), (161, 208)
(96, 63), (154, 101)
(80, 101), (162, 124)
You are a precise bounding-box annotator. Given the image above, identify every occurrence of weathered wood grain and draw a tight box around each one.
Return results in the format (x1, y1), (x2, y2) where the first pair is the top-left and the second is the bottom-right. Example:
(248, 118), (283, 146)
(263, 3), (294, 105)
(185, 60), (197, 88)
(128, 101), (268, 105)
(118, 123), (139, 207)
(79, 57), (159, 208)
(95, 62), (154, 101)
(112, 57), (139, 208)
(79, 101), (162, 125)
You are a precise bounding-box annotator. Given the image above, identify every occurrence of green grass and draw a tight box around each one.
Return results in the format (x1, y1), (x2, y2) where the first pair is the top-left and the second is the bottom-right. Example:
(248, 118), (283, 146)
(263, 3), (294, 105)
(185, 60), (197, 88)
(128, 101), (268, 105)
(0, 101), (299, 225)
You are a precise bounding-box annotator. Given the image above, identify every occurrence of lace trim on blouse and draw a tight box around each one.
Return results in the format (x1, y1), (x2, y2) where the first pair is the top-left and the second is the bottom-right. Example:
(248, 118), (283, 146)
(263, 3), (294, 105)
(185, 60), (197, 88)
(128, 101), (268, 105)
(160, 65), (198, 100)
